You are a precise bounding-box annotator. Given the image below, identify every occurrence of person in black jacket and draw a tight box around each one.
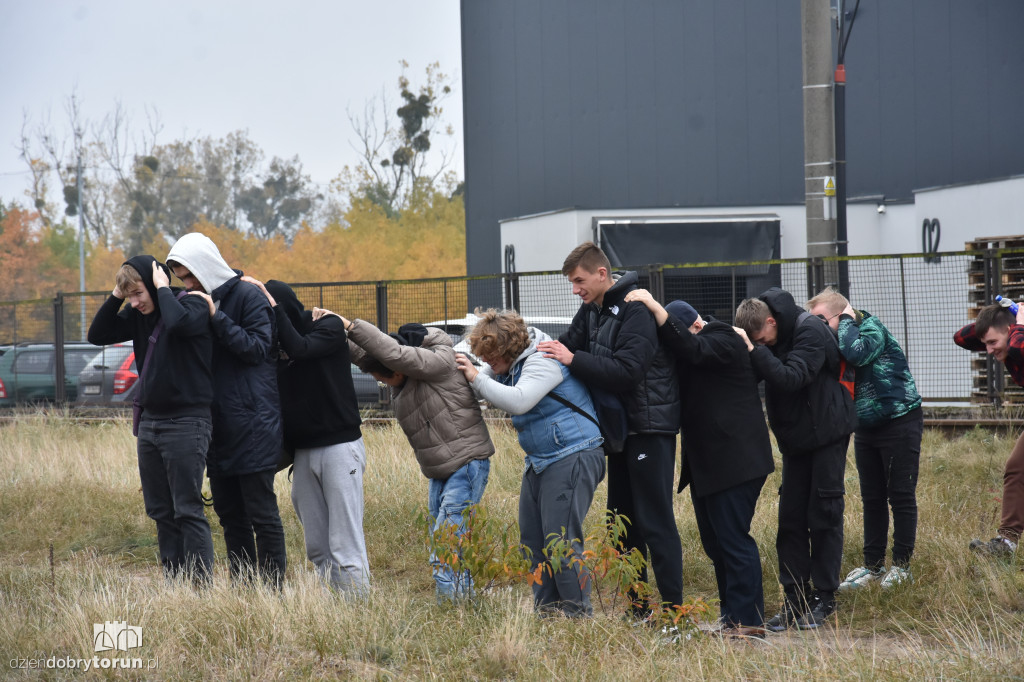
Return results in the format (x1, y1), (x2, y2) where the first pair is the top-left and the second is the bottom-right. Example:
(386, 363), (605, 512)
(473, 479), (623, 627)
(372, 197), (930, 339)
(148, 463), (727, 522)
(537, 242), (682, 617)
(166, 233), (287, 589)
(245, 277), (370, 595)
(88, 255), (215, 584)
(735, 287), (857, 631)
(625, 290), (774, 638)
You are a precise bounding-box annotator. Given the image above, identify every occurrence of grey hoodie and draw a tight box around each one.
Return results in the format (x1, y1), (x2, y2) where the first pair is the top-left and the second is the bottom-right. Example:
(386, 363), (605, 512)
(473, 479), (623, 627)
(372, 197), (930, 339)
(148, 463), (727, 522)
(166, 232), (238, 297)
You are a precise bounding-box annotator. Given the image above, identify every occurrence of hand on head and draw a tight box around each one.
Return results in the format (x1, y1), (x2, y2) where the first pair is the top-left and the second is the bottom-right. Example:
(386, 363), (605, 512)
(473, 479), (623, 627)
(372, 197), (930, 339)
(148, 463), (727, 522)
(312, 307), (338, 321)
(151, 261), (169, 289)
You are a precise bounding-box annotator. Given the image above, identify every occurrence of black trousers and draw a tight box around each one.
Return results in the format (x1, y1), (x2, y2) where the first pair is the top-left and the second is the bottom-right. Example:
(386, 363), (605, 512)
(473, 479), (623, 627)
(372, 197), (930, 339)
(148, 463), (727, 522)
(854, 407), (923, 569)
(691, 475), (767, 627)
(777, 436), (849, 601)
(211, 470), (287, 588)
(606, 433), (683, 609)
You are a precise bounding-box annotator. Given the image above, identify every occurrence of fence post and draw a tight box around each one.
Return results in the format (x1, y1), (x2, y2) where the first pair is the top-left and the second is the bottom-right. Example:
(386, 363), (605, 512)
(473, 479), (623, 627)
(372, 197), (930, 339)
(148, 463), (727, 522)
(991, 250), (1005, 406)
(649, 265), (665, 303)
(504, 272), (520, 312)
(53, 293), (67, 404)
(899, 256), (910, 362)
(375, 281), (388, 333)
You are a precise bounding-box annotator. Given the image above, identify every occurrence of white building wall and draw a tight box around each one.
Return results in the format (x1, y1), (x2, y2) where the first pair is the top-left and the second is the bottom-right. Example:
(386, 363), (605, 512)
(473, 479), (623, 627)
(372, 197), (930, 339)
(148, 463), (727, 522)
(499, 176), (1024, 272)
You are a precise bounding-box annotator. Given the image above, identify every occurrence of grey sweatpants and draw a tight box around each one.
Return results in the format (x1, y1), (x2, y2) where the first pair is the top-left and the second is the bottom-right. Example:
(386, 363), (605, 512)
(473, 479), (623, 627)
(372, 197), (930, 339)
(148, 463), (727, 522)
(519, 447), (606, 617)
(291, 439), (371, 593)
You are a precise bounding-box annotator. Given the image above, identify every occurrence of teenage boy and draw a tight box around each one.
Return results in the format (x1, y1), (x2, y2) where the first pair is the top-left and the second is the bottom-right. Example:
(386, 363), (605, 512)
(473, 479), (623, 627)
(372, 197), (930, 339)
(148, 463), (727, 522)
(808, 287), (923, 589)
(166, 233), (287, 588)
(734, 287), (856, 630)
(954, 303), (1024, 558)
(87, 256), (215, 584)
(537, 241), (682, 616)
(625, 290), (774, 637)
(245, 277), (370, 594)
(328, 312), (495, 601)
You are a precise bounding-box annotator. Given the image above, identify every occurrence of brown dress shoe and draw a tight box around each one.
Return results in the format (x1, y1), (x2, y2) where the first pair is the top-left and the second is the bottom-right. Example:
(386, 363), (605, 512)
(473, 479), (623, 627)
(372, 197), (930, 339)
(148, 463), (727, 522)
(721, 625), (767, 639)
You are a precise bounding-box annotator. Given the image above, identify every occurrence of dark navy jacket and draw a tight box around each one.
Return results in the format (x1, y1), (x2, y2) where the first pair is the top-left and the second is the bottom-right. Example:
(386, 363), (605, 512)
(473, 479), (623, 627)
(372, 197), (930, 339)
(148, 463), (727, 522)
(658, 315), (774, 497)
(207, 276), (283, 476)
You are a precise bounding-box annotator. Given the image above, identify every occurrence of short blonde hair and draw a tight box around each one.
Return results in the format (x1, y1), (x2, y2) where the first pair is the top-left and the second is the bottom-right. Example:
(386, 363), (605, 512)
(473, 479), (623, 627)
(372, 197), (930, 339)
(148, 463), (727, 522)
(468, 308), (531, 366)
(735, 298), (771, 337)
(806, 287), (849, 315)
(114, 263), (143, 292)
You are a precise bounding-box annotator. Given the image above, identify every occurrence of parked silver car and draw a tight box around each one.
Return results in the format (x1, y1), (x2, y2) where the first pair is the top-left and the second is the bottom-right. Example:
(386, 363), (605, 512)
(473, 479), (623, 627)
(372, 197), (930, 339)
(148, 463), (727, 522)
(75, 343), (138, 405)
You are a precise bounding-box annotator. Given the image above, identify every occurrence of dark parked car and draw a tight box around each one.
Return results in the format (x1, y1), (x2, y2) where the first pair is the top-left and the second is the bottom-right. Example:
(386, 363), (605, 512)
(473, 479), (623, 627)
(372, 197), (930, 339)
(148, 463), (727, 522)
(0, 343), (99, 406)
(350, 364), (384, 408)
(76, 343), (139, 405)
(75, 343), (381, 408)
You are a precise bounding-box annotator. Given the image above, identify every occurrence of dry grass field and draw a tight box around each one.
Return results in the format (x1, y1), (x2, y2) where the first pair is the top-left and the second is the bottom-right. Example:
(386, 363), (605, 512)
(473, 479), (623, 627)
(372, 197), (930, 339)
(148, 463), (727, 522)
(1, 412), (1022, 680)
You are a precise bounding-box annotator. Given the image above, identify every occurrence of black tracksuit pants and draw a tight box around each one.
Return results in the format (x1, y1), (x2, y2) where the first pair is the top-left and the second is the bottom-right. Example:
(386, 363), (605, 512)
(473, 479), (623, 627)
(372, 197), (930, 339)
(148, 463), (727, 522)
(606, 433), (683, 609)
(777, 436), (849, 602)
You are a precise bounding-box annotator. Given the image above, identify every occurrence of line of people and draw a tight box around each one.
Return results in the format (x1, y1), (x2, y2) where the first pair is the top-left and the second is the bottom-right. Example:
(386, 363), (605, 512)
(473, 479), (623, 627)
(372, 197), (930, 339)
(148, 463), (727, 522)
(97, 235), (992, 638)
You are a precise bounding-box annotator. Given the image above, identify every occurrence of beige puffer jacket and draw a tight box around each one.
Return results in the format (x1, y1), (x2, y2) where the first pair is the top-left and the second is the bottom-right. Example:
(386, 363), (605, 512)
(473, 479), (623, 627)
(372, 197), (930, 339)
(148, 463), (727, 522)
(347, 321), (494, 479)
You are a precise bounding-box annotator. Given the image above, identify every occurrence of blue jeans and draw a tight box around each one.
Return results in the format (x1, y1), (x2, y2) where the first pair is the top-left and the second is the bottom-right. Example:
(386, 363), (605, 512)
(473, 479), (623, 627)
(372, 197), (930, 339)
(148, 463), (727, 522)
(137, 416), (215, 582)
(428, 459), (490, 600)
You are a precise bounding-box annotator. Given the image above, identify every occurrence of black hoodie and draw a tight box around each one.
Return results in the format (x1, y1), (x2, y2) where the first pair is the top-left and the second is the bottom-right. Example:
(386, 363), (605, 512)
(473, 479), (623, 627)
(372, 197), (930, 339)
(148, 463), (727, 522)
(747, 287), (856, 455)
(87, 255), (213, 420)
(265, 281), (362, 449)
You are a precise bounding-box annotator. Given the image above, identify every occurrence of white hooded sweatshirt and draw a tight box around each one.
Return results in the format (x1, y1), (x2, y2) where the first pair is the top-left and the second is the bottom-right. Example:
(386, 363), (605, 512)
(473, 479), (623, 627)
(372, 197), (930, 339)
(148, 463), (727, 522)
(166, 232), (239, 298)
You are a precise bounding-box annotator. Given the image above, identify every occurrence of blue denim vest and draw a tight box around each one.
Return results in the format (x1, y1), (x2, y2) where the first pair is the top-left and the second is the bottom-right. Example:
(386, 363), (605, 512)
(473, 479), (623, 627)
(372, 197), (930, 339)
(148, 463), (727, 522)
(502, 359), (604, 473)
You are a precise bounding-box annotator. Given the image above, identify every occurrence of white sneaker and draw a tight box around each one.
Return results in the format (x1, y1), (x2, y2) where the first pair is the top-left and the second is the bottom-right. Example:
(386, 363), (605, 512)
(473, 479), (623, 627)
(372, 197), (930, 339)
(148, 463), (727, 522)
(880, 565), (912, 589)
(838, 566), (885, 591)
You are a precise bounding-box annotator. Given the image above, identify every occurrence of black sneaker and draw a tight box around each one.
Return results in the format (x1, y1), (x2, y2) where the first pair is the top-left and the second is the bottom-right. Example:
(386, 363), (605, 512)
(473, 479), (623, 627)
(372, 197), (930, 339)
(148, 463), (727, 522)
(765, 602), (802, 632)
(796, 593), (836, 630)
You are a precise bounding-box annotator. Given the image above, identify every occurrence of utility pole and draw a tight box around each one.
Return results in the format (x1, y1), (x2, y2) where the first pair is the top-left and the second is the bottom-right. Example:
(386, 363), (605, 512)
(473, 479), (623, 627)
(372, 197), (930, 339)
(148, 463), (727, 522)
(76, 147), (86, 340)
(802, 0), (838, 298)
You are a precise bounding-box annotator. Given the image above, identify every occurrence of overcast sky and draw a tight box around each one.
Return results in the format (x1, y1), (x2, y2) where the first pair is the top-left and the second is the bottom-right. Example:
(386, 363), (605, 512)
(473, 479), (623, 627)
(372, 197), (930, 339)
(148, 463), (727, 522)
(0, 0), (463, 206)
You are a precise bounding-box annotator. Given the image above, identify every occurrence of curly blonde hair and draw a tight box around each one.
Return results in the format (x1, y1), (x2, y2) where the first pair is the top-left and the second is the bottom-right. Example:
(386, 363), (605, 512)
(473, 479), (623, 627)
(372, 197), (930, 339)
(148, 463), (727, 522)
(467, 308), (531, 366)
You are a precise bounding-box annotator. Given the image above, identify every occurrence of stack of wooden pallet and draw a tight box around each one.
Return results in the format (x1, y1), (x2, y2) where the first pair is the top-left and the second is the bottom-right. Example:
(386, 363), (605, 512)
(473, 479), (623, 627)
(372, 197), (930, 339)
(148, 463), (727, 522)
(966, 236), (1024, 403)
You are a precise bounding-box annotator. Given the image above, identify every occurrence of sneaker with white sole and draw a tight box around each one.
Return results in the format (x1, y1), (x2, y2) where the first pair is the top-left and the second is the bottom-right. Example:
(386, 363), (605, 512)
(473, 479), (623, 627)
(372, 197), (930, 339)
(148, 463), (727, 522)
(880, 565), (912, 589)
(838, 566), (885, 591)
(969, 536), (1017, 557)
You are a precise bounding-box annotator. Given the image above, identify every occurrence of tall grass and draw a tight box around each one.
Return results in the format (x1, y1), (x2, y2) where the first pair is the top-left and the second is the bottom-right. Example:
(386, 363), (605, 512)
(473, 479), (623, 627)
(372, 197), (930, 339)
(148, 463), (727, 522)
(1, 414), (1022, 679)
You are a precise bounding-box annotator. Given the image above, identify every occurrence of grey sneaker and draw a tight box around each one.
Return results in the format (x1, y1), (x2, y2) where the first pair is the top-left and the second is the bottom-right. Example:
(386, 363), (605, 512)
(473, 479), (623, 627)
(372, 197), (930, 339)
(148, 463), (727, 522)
(969, 536), (1017, 558)
(880, 565), (912, 589)
(765, 601), (803, 632)
(838, 566), (885, 591)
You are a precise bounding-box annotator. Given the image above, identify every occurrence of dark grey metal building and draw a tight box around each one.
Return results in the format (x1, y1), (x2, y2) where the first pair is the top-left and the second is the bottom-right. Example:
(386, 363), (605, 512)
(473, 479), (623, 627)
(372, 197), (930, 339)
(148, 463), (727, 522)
(460, 0), (1024, 275)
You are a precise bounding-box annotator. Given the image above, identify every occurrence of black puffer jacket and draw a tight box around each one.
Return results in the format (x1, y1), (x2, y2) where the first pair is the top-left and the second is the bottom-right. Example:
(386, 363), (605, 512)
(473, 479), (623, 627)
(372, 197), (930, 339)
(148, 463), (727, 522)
(560, 271), (680, 436)
(748, 287), (856, 455)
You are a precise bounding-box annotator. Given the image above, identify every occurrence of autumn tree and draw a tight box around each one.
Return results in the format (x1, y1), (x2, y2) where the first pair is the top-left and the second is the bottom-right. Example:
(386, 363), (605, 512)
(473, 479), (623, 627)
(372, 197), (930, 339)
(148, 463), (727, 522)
(234, 156), (321, 241)
(341, 61), (457, 217)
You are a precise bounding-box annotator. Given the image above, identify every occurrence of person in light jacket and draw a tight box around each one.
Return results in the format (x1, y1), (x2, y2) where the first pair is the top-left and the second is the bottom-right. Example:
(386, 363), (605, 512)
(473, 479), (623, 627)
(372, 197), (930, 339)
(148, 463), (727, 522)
(322, 310), (494, 600)
(458, 309), (606, 617)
